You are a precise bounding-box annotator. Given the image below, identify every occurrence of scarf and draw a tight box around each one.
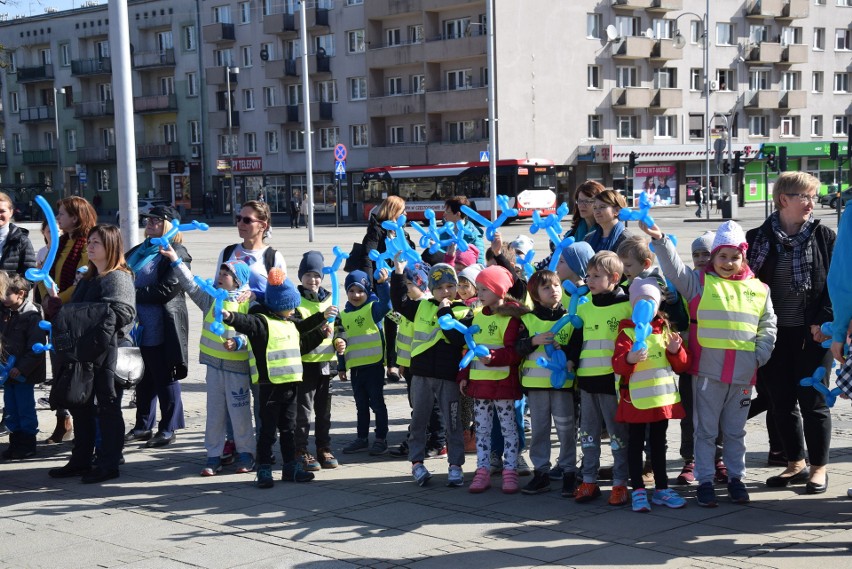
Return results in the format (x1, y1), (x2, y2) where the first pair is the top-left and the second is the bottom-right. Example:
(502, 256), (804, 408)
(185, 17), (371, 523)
(126, 238), (163, 274)
(749, 211), (815, 292)
(56, 233), (87, 293)
(586, 221), (626, 253)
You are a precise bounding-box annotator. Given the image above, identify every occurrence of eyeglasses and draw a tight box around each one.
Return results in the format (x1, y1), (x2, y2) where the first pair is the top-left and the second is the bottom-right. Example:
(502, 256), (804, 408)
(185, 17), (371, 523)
(236, 215), (261, 224)
(577, 199), (596, 206)
(784, 193), (817, 204)
(145, 217), (164, 224)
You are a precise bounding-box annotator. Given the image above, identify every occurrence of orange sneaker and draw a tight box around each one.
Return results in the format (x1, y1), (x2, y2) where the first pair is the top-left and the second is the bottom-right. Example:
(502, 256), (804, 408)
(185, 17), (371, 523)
(574, 482), (602, 503)
(608, 485), (629, 506)
(463, 430), (476, 454)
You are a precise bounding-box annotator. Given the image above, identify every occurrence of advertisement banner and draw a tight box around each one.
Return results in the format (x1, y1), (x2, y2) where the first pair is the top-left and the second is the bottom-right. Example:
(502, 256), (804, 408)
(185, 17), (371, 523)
(633, 165), (676, 207)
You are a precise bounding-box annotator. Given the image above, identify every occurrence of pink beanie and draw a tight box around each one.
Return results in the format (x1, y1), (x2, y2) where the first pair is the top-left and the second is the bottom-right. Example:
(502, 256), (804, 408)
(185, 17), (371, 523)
(454, 244), (480, 268)
(475, 265), (514, 299)
(628, 277), (661, 310)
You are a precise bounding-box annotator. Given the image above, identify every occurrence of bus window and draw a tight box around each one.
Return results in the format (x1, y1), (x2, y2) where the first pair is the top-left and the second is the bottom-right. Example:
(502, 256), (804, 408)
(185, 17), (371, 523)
(365, 179), (388, 202)
(399, 180), (436, 200)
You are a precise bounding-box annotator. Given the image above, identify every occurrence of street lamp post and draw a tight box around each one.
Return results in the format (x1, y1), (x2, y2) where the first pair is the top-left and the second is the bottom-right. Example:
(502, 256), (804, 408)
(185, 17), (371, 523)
(673, 0), (711, 220)
(53, 87), (65, 196)
(225, 65), (239, 215)
(468, 0), (497, 219)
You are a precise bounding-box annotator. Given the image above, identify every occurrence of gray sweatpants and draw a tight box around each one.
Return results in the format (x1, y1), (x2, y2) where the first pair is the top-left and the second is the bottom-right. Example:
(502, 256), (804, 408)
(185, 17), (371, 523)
(205, 367), (255, 458)
(693, 376), (752, 485)
(408, 375), (465, 467)
(579, 391), (629, 486)
(527, 390), (577, 474)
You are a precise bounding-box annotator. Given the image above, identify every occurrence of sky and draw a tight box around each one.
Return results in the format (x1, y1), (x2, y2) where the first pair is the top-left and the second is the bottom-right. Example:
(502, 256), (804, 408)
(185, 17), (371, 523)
(1, 1), (88, 20)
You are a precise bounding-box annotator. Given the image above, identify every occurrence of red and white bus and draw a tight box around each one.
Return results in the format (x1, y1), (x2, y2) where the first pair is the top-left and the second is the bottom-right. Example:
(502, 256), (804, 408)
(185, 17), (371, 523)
(359, 158), (557, 221)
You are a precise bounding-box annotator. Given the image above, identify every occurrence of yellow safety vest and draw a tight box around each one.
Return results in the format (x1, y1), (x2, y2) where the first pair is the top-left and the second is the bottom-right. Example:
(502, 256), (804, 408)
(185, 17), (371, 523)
(396, 316), (414, 368)
(519, 313), (574, 389)
(410, 301), (470, 358)
(622, 328), (680, 410)
(469, 310), (512, 381)
(339, 302), (384, 368)
(697, 274), (767, 351)
(200, 298), (249, 362)
(576, 300), (632, 377)
(249, 315), (302, 385)
(296, 295), (335, 363)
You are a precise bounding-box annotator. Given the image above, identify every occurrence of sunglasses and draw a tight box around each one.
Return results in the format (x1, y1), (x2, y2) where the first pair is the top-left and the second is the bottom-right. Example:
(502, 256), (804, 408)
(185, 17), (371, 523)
(236, 215), (261, 224)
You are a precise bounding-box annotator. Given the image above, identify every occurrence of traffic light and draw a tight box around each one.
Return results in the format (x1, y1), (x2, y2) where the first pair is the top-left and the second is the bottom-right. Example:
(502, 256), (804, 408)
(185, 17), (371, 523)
(766, 152), (776, 171)
(830, 142), (839, 161)
(723, 161), (731, 174)
(779, 146), (788, 172)
(733, 151), (743, 173)
(628, 151), (637, 170)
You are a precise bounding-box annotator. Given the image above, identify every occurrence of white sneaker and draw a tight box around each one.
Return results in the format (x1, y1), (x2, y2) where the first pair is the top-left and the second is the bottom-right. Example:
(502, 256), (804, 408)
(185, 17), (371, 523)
(447, 465), (464, 487)
(412, 463), (432, 486)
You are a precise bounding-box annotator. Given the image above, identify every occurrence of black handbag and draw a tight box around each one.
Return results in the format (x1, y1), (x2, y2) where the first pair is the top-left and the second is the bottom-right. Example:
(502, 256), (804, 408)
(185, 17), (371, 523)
(49, 361), (95, 409)
(343, 242), (368, 273)
(114, 347), (145, 389)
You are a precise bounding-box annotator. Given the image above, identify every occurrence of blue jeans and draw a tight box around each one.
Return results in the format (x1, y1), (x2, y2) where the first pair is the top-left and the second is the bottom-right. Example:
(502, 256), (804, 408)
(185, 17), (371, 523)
(3, 381), (37, 435)
(350, 363), (388, 439)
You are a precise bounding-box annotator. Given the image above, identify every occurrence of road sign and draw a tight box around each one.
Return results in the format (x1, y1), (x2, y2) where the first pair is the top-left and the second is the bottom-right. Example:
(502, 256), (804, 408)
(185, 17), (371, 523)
(335, 160), (346, 179)
(479, 151), (489, 162)
(78, 172), (87, 184)
(334, 144), (347, 162)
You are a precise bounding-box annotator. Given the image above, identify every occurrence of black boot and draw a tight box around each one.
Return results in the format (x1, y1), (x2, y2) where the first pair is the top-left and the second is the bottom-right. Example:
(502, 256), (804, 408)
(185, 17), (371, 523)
(12, 433), (37, 459)
(282, 460), (315, 483)
(561, 471), (577, 498)
(1, 432), (17, 460)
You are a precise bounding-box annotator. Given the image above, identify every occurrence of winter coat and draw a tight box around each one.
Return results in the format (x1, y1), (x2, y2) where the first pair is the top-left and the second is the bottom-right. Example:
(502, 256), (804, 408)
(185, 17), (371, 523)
(0, 299), (46, 384)
(0, 223), (37, 276)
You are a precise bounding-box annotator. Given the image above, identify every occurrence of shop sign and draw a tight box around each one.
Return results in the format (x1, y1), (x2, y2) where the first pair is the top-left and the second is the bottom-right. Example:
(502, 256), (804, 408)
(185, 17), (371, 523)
(633, 165), (676, 207)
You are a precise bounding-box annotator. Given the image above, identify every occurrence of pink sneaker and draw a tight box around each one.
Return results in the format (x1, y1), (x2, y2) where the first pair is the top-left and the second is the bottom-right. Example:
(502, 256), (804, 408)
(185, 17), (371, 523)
(468, 467), (491, 493)
(502, 469), (520, 494)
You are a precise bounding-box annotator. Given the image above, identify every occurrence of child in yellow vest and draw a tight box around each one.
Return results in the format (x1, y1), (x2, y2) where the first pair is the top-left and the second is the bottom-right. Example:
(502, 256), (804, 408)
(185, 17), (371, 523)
(566, 251), (632, 506)
(160, 246), (255, 477)
(638, 220), (776, 507)
(613, 278), (690, 512)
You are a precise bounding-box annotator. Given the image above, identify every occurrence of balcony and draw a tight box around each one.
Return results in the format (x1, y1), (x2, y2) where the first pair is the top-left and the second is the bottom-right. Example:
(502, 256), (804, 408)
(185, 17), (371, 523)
(308, 7), (329, 29)
(612, 0), (654, 10)
(367, 42), (425, 69)
(19, 105), (55, 122)
(650, 39), (682, 61)
(262, 12), (296, 36)
(210, 110), (240, 130)
(423, 34), (485, 62)
(612, 37), (654, 60)
(425, 86), (487, 113)
(77, 146), (116, 163)
(745, 42), (783, 64)
(745, 0), (784, 19)
(782, 44), (808, 64)
(15, 64), (53, 83)
(780, 0), (809, 19)
(268, 105), (300, 124)
(136, 143), (181, 160)
(133, 49), (176, 69)
(205, 67), (239, 85)
(313, 54), (331, 74)
(611, 87), (653, 109)
(647, 0), (682, 12)
(779, 90), (807, 109)
(71, 57), (112, 76)
(22, 149), (58, 164)
(202, 22), (235, 44)
(650, 88), (683, 110)
(264, 59), (299, 80)
(368, 93), (425, 117)
(744, 89), (780, 111)
(365, 0), (422, 18)
(311, 102), (334, 122)
(74, 100), (114, 119)
(133, 94), (178, 113)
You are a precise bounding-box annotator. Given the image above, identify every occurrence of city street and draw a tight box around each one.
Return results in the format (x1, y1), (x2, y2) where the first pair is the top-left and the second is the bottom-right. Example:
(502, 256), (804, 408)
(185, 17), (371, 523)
(1, 205), (851, 569)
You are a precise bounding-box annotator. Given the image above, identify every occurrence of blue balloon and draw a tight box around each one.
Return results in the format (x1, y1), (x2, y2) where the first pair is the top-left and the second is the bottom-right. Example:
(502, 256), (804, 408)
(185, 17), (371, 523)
(563, 281), (590, 329)
(618, 191), (655, 227)
(631, 298), (656, 352)
(0, 355), (18, 387)
(517, 249), (536, 278)
(152, 220), (210, 250)
(799, 364), (844, 408)
(460, 194), (518, 241)
(25, 195), (60, 294)
(368, 243), (396, 281)
(194, 276), (229, 336)
(323, 246), (349, 322)
(438, 314), (489, 370)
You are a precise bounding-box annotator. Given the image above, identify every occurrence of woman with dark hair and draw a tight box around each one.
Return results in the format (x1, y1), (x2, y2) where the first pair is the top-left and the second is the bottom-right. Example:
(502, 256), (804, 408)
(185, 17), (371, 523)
(584, 189), (632, 253)
(567, 181), (604, 242)
(124, 206), (191, 449)
(746, 171), (835, 494)
(46, 224), (136, 483)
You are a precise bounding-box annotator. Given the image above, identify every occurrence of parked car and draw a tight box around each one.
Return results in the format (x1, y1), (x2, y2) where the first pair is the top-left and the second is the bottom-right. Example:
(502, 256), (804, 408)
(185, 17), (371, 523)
(116, 199), (172, 227)
(817, 188), (852, 209)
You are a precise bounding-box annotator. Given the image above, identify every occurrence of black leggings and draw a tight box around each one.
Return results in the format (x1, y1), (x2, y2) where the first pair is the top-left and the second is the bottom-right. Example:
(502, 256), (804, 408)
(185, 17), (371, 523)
(629, 420), (669, 490)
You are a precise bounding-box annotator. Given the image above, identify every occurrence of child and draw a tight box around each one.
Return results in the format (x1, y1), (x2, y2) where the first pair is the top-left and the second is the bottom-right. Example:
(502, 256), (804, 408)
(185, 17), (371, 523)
(444, 243), (480, 275)
(613, 278), (690, 512)
(516, 269), (578, 497)
(335, 269), (392, 456)
(0, 274), (46, 460)
(455, 265), (524, 494)
(223, 269), (334, 488)
(294, 251), (338, 471)
(638, 220), (777, 507)
(161, 246), (256, 476)
(457, 264), (483, 307)
(567, 251), (632, 505)
(391, 261), (470, 486)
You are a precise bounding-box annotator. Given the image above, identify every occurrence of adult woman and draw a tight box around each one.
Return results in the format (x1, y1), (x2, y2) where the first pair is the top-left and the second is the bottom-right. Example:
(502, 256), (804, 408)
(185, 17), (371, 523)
(746, 171), (835, 494)
(567, 181), (604, 242)
(46, 224), (136, 483)
(0, 192), (36, 274)
(443, 196), (486, 265)
(124, 206), (191, 448)
(583, 189), (632, 253)
(42, 196), (98, 444)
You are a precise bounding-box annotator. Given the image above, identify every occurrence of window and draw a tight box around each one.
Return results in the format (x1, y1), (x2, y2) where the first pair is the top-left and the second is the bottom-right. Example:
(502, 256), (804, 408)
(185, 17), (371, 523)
(245, 132), (257, 154)
(386, 28), (401, 46)
(347, 0), (363, 4)
(260, 42), (275, 61)
(408, 25), (424, 44)
(267, 131), (280, 153)
(66, 129), (76, 152)
(781, 71), (801, 91)
(812, 71), (824, 92)
(448, 121), (475, 142)
(9, 92), (18, 113)
(655, 116), (676, 138)
(101, 128), (115, 147)
(616, 116), (639, 139)
(243, 89), (255, 110)
(838, 0), (852, 6)
(413, 124), (426, 144)
(349, 77), (367, 100)
(287, 130), (303, 152)
(717, 69), (735, 91)
(781, 26), (803, 45)
(780, 116), (800, 137)
(616, 66), (638, 88)
(157, 31), (174, 52)
(811, 116), (823, 137)
(98, 83), (112, 102)
(447, 69), (472, 90)
(12, 134), (21, 154)
(653, 68), (677, 89)
(716, 23), (735, 46)
(264, 86), (277, 107)
(837, 29), (851, 50)
(482, 118), (489, 139)
(95, 170), (109, 192)
(834, 115), (850, 136)
(219, 134), (238, 155)
(652, 19), (674, 40)
(189, 120), (201, 144)
(615, 16), (640, 37)
(586, 13), (602, 39)
(239, 1), (250, 24)
(444, 18), (470, 39)
(60, 43), (71, 66)
(213, 5), (231, 23)
(387, 76), (403, 95)
(389, 126), (404, 144)
(187, 72), (198, 97)
(749, 116), (768, 137)
(587, 65), (601, 89)
(813, 28), (825, 50)
(163, 123), (177, 144)
(286, 84), (301, 105)
(319, 127), (339, 150)
(816, 0), (826, 5)
(160, 76), (175, 95)
(690, 20), (703, 44)
(241, 46), (252, 67)
(689, 114), (704, 139)
(749, 69), (770, 90)
(286, 40), (300, 59)
(7, 52), (15, 73)
(750, 25), (768, 44)
(347, 30), (365, 53)
(834, 73), (850, 92)
(317, 80), (337, 102)
(183, 25), (196, 51)
(351, 124), (368, 147)
(588, 115), (602, 139)
(214, 49), (233, 67)
(411, 74), (425, 94)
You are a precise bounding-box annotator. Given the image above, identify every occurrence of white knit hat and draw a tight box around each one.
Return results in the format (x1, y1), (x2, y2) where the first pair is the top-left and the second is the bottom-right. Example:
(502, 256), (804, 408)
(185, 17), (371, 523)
(711, 221), (747, 255)
(510, 235), (534, 256)
(458, 263), (484, 284)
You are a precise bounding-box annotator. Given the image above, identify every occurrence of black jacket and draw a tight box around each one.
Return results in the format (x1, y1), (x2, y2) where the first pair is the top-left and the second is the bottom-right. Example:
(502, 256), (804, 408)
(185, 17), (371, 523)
(1, 223), (37, 276)
(746, 218), (835, 327)
(0, 299), (46, 384)
(360, 214), (443, 279)
(127, 242), (192, 380)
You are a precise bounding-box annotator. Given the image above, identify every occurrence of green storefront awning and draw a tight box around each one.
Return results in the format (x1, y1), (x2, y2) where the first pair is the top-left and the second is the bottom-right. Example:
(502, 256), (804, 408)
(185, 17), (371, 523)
(760, 141), (849, 157)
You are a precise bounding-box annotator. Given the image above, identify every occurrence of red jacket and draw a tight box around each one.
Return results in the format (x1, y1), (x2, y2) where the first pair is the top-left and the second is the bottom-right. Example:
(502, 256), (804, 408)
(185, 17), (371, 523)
(457, 303), (523, 401)
(613, 317), (689, 423)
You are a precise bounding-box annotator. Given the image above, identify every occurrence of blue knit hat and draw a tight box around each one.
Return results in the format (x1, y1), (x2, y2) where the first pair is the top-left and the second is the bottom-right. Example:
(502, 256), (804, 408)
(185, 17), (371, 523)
(265, 277), (302, 312)
(403, 261), (431, 293)
(298, 251), (325, 279)
(221, 260), (251, 291)
(345, 270), (371, 293)
(560, 241), (595, 279)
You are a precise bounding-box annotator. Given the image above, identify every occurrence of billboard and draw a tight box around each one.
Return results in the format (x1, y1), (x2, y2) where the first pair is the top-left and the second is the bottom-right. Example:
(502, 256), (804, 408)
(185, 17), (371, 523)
(633, 165), (676, 207)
